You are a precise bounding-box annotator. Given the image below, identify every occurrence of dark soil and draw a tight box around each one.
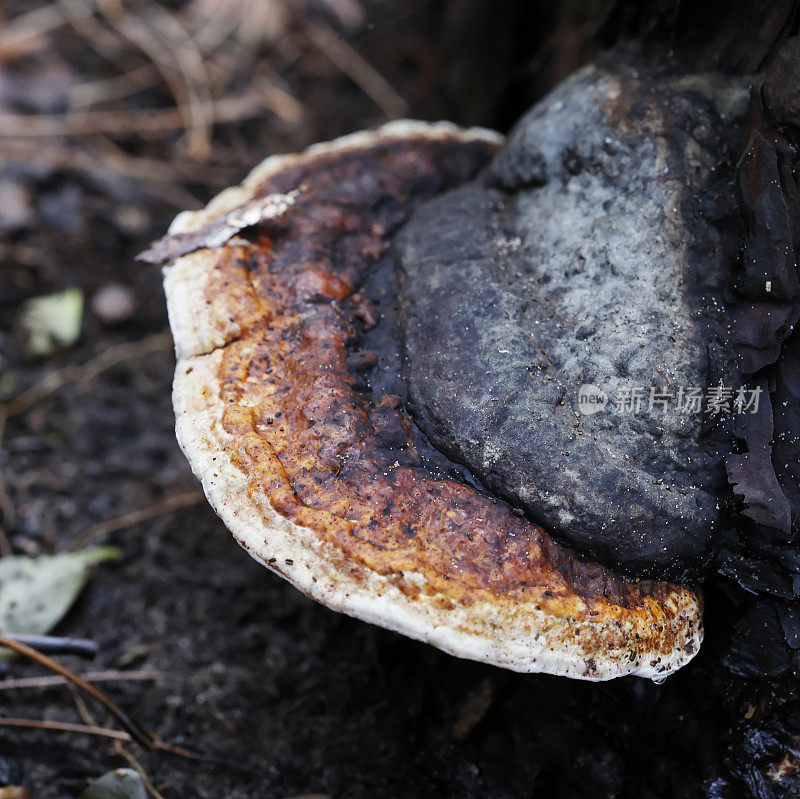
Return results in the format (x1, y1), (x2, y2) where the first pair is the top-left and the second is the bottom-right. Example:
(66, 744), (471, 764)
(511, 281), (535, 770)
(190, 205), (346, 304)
(1, 2), (800, 798)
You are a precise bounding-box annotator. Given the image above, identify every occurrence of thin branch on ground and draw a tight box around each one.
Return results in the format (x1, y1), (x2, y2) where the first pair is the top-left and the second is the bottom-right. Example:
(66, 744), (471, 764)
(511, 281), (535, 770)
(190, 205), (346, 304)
(0, 717), (197, 759)
(1, 331), (172, 419)
(307, 22), (408, 118)
(0, 5), (65, 63)
(3, 4), (65, 36)
(1, 633), (97, 658)
(0, 634), (154, 749)
(69, 490), (203, 551)
(68, 680), (99, 727)
(0, 88), (280, 138)
(102, 4), (213, 159)
(84, 133), (206, 208)
(68, 62), (161, 108)
(0, 669), (159, 691)
(114, 740), (167, 799)
(56, 0), (129, 61)
(248, 74), (305, 123)
(0, 137), (238, 188)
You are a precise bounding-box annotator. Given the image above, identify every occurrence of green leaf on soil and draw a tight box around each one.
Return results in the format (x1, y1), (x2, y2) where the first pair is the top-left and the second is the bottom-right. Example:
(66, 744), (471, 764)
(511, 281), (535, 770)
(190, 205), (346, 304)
(17, 287), (84, 358)
(78, 768), (146, 799)
(0, 547), (120, 656)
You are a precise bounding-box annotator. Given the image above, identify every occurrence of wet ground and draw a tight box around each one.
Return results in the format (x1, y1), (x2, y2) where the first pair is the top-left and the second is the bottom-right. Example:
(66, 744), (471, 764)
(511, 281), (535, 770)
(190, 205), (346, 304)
(1, 2), (800, 797)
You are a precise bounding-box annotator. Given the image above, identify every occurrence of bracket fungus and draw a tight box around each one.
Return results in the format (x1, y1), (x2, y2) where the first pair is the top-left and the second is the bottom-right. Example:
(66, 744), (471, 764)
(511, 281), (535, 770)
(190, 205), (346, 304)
(397, 61), (751, 578)
(145, 113), (705, 681)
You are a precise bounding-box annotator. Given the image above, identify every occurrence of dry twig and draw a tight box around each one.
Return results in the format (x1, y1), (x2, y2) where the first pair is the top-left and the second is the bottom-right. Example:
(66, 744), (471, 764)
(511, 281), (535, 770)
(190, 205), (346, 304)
(114, 740), (167, 799)
(0, 140), (199, 208)
(102, 5), (214, 159)
(0, 5), (65, 63)
(69, 490), (203, 551)
(1, 633), (97, 658)
(56, 0), (128, 61)
(0, 90), (269, 139)
(0, 717), (196, 759)
(0, 633), (154, 748)
(1, 331), (172, 419)
(307, 22), (408, 118)
(0, 669), (158, 691)
(68, 63), (162, 108)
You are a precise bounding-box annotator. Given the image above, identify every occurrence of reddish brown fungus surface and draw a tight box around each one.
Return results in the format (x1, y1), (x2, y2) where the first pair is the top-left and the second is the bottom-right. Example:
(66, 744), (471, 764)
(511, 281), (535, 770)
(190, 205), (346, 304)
(193, 134), (696, 654)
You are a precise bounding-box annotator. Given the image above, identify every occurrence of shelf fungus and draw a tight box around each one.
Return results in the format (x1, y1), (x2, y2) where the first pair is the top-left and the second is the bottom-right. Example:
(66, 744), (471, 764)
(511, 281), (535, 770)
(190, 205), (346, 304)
(143, 84), (720, 679)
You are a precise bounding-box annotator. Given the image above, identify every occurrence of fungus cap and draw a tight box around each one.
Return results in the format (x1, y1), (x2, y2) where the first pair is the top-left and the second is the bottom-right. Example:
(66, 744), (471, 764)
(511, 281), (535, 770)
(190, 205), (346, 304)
(152, 120), (703, 681)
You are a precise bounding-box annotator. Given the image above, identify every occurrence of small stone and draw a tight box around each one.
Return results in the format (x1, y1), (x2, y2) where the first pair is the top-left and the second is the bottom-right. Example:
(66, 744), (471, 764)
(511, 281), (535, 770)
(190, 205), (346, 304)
(17, 288), (83, 358)
(0, 179), (33, 233)
(113, 205), (150, 236)
(91, 283), (137, 325)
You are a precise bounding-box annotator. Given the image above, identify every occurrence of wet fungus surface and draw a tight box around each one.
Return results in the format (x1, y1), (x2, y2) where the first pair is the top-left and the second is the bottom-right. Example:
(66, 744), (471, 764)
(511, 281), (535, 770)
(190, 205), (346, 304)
(151, 119), (703, 681)
(398, 61), (750, 578)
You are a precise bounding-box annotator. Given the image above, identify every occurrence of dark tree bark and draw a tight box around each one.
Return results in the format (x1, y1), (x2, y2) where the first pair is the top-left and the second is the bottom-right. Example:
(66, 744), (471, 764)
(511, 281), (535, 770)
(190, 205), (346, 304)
(435, 0), (800, 128)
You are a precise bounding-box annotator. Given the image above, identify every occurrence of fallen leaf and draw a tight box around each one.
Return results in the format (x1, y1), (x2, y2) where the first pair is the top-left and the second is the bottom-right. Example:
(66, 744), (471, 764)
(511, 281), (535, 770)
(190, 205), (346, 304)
(79, 768), (146, 799)
(17, 287), (84, 358)
(0, 547), (120, 656)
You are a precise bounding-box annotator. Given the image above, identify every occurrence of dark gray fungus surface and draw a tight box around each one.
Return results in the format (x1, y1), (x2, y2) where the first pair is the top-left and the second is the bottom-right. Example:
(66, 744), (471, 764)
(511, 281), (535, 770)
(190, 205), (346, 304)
(397, 61), (750, 578)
